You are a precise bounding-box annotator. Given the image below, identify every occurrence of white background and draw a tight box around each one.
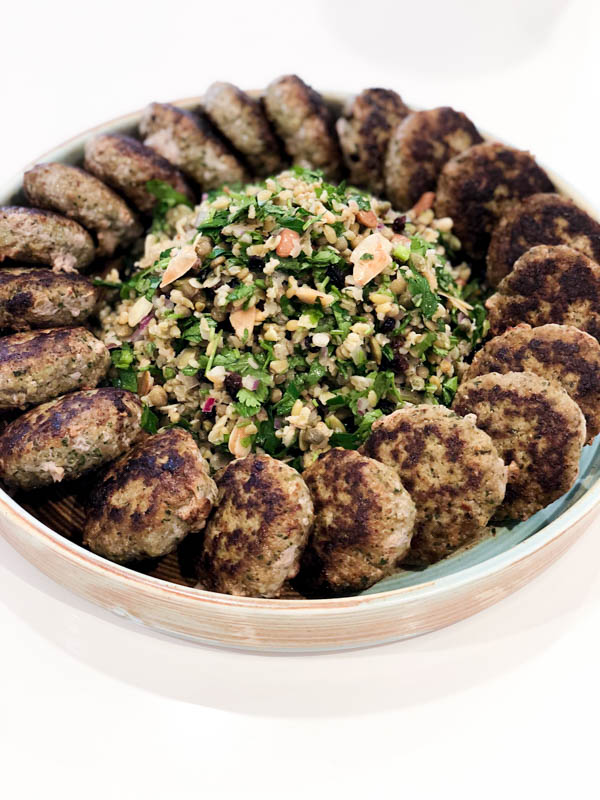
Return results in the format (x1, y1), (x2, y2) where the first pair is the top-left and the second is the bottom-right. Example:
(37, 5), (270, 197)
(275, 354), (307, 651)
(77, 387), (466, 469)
(2, 1), (600, 797)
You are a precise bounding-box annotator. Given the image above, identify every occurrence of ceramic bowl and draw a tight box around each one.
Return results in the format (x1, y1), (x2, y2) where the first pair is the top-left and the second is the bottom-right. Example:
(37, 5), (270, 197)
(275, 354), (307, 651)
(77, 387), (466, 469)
(1, 94), (599, 652)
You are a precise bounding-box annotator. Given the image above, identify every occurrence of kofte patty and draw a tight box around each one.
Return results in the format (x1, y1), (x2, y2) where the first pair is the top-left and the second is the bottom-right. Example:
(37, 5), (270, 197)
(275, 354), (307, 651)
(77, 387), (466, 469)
(487, 193), (600, 287)
(0, 387), (143, 490)
(385, 106), (483, 211)
(140, 102), (248, 189)
(0, 206), (95, 271)
(83, 133), (194, 214)
(203, 82), (283, 176)
(0, 327), (109, 410)
(23, 163), (142, 256)
(464, 323), (600, 443)
(435, 142), (554, 260)
(264, 74), (342, 179)
(200, 454), (314, 598)
(295, 448), (416, 596)
(486, 244), (600, 339)
(336, 88), (410, 195)
(361, 405), (507, 567)
(0, 267), (97, 331)
(84, 428), (217, 563)
(453, 371), (586, 521)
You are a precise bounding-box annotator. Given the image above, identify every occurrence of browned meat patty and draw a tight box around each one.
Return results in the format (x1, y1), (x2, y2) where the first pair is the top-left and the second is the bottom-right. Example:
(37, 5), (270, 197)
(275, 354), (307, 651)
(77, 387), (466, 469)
(486, 193), (600, 287)
(140, 103), (247, 189)
(264, 75), (342, 179)
(0, 387), (143, 490)
(203, 82), (283, 176)
(23, 163), (142, 256)
(464, 324), (600, 444)
(435, 143), (554, 260)
(385, 107), (483, 210)
(200, 454), (313, 598)
(83, 134), (194, 214)
(453, 371), (585, 520)
(0, 326), (109, 410)
(83, 428), (217, 563)
(361, 405), (506, 567)
(336, 88), (410, 195)
(0, 206), (95, 271)
(0, 267), (97, 330)
(295, 448), (415, 596)
(486, 244), (600, 340)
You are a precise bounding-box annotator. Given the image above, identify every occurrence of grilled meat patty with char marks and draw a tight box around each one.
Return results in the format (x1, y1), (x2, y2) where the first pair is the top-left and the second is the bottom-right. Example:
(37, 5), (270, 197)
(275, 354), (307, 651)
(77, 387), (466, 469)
(486, 193), (600, 287)
(486, 244), (600, 339)
(385, 106), (483, 210)
(200, 454), (314, 598)
(0, 206), (95, 271)
(0, 387), (143, 490)
(0, 267), (97, 330)
(464, 323), (600, 444)
(203, 82), (283, 176)
(140, 103), (248, 189)
(84, 428), (217, 563)
(264, 74), (342, 179)
(24, 163), (142, 257)
(453, 371), (586, 521)
(84, 133), (194, 214)
(337, 88), (410, 195)
(0, 327), (109, 410)
(435, 142), (554, 260)
(296, 448), (416, 596)
(361, 405), (507, 567)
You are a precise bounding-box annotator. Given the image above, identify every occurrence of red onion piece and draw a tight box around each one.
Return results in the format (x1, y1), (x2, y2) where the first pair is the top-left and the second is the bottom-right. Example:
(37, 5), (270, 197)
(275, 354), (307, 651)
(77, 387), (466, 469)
(356, 397), (369, 416)
(243, 376), (260, 391)
(274, 417), (283, 429)
(202, 397), (216, 413)
(129, 312), (153, 343)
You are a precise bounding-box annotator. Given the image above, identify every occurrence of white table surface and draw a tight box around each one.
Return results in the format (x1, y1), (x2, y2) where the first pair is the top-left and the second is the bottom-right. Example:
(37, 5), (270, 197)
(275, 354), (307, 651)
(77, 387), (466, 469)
(1, 1), (599, 797)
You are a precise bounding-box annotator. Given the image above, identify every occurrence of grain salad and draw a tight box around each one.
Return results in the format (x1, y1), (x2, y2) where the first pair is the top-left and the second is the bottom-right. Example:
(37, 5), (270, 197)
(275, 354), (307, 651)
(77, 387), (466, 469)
(97, 167), (487, 472)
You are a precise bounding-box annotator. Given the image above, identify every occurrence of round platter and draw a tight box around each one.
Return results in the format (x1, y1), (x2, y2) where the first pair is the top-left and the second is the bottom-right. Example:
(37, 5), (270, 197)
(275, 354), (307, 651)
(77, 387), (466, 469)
(1, 93), (599, 652)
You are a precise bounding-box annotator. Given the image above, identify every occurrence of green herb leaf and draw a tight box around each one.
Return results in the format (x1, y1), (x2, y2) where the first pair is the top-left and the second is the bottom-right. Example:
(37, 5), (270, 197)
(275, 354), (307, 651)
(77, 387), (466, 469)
(275, 380), (302, 416)
(141, 405), (159, 434)
(407, 268), (439, 319)
(147, 180), (193, 233)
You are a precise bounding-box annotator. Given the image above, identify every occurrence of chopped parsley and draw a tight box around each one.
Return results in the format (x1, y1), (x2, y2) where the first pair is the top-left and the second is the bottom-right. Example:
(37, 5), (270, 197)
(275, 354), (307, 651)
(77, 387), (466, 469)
(147, 180), (193, 233)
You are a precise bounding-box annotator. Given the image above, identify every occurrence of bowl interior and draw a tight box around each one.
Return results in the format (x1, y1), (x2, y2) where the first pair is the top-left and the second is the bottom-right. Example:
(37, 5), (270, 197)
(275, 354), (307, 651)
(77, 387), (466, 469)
(3, 95), (600, 600)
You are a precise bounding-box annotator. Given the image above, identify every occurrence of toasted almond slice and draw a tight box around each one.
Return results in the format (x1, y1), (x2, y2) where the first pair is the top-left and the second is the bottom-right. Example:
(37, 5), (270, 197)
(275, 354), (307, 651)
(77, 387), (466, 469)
(160, 245), (198, 288)
(128, 296), (153, 327)
(276, 228), (302, 258)
(228, 424), (253, 459)
(412, 191), (435, 216)
(137, 370), (153, 396)
(356, 209), (377, 228)
(230, 306), (257, 339)
(438, 291), (473, 314)
(350, 232), (393, 287)
(422, 265), (438, 292)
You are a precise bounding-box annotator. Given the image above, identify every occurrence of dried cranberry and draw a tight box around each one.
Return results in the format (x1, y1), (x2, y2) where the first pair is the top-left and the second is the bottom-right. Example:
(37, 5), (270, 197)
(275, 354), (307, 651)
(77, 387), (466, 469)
(248, 256), (265, 270)
(392, 215), (406, 234)
(326, 264), (346, 288)
(379, 317), (396, 333)
(390, 343), (409, 374)
(224, 372), (243, 397)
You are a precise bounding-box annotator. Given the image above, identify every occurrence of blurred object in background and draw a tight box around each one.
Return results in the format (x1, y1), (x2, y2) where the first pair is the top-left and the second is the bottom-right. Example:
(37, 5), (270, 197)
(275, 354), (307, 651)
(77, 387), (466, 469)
(325, 0), (570, 76)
